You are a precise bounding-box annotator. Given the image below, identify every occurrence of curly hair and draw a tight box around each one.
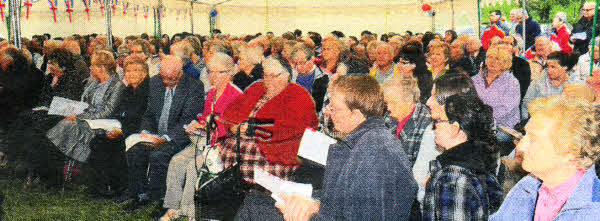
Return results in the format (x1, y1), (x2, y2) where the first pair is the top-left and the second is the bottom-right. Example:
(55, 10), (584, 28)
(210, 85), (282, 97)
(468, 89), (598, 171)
(528, 95), (600, 168)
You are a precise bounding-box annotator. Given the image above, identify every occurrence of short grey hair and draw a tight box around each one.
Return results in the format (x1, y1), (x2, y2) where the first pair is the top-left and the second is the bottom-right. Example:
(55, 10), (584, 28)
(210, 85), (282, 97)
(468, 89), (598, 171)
(584, 1), (597, 9)
(290, 44), (315, 61)
(555, 12), (568, 23)
(383, 75), (420, 104)
(207, 52), (235, 72)
(513, 9), (528, 18)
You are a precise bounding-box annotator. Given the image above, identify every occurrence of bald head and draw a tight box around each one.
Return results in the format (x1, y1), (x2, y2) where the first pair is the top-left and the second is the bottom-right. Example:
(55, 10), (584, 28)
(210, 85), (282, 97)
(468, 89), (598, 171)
(160, 55), (184, 88)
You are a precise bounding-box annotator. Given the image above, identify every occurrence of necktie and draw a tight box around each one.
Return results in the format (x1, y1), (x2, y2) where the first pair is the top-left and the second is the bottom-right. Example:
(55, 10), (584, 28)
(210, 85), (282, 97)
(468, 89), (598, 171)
(158, 89), (173, 135)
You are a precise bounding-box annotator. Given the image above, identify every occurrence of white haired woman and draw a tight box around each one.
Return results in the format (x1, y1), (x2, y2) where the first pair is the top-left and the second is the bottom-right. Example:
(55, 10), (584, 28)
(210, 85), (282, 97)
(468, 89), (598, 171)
(491, 95), (600, 220)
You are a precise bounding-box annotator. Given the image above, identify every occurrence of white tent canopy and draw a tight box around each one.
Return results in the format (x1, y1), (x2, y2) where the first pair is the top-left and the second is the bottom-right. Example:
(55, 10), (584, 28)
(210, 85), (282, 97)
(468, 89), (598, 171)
(4, 0), (482, 39)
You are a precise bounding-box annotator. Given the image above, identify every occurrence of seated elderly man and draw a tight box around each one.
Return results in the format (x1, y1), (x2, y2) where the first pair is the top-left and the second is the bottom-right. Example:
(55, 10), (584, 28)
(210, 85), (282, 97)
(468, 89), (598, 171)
(574, 37), (600, 83)
(448, 41), (475, 76)
(122, 55), (204, 213)
(528, 36), (555, 81)
(491, 96), (600, 220)
(369, 42), (399, 85)
(290, 43), (329, 113)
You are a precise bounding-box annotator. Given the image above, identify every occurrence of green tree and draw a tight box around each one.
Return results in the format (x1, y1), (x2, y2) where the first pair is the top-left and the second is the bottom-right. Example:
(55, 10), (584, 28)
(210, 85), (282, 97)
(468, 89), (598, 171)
(528, 0), (577, 23)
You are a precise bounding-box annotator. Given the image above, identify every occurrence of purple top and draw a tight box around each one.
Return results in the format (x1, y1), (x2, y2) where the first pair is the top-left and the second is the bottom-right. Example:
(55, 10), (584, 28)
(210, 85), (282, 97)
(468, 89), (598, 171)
(472, 70), (521, 128)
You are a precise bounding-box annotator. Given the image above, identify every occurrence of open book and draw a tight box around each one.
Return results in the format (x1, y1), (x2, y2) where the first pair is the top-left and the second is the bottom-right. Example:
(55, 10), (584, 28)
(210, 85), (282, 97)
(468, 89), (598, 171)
(125, 133), (161, 151)
(85, 119), (122, 130)
(254, 168), (313, 205)
(297, 128), (337, 166)
(47, 96), (89, 116)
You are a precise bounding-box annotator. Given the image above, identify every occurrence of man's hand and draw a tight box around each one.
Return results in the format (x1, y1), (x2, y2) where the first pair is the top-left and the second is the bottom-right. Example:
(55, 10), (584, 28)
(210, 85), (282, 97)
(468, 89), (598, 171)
(275, 194), (320, 221)
(106, 129), (123, 140)
(65, 115), (76, 121)
(141, 133), (167, 149)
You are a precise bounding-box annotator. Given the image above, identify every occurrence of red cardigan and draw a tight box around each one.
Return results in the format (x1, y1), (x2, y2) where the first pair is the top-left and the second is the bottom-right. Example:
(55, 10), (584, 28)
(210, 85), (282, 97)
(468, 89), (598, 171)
(221, 81), (318, 166)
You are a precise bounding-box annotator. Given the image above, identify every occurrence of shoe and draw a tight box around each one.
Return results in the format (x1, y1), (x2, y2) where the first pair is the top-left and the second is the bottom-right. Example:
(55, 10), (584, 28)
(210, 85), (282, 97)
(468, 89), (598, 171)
(121, 198), (151, 214)
(158, 209), (179, 221)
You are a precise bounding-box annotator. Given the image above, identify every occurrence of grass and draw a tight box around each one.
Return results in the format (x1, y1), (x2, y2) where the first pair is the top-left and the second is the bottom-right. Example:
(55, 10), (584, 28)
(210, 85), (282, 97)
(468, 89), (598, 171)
(0, 168), (154, 221)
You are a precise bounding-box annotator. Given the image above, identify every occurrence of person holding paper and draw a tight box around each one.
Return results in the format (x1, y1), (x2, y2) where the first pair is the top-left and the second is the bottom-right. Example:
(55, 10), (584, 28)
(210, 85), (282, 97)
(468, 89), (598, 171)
(46, 50), (125, 163)
(159, 53), (242, 221)
(86, 55), (149, 199)
(5, 48), (86, 172)
(572, 2), (600, 54)
(274, 75), (417, 221)
(122, 55), (204, 214)
(423, 93), (502, 221)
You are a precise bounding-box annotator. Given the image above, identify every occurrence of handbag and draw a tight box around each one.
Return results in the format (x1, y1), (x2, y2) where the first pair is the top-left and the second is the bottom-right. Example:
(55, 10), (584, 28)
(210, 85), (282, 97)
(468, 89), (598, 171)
(195, 123), (246, 221)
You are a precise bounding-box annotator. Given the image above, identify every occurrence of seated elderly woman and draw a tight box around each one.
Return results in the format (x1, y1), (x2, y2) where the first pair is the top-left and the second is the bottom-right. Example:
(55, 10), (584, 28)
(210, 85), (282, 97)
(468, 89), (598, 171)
(233, 46), (264, 91)
(423, 93), (503, 221)
(522, 51), (581, 120)
(86, 55), (149, 198)
(158, 53), (243, 221)
(272, 75), (417, 220)
(383, 75), (435, 218)
(219, 57), (317, 218)
(491, 96), (600, 220)
(46, 50), (124, 164)
(6, 48), (87, 186)
(427, 42), (452, 82)
(472, 45), (521, 155)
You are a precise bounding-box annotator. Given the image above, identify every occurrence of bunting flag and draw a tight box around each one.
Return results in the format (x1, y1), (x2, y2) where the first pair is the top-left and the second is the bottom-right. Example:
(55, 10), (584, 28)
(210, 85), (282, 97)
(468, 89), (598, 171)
(82, 0), (91, 21)
(65, 0), (73, 23)
(111, 0), (117, 16)
(48, 0), (58, 22)
(122, 1), (127, 15)
(143, 5), (148, 19)
(99, 0), (104, 16)
(133, 5), (138, 17)
(176, 9), (180, 21)
(0, 0), (5, 22)
(24, 0), (33, 20)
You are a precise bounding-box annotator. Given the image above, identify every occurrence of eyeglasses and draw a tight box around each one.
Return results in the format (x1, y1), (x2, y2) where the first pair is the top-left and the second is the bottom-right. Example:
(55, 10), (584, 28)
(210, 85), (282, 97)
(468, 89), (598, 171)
(584, 8), (595, 11)
(263, 72), (283, 78)
(291, 59), (312, 68)
(208, 69), (231, 75)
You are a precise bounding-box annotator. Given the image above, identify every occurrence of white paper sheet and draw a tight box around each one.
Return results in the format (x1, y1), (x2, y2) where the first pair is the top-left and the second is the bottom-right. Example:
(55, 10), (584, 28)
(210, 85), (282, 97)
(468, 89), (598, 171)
(31, 106), (49, 112)
(85, 119), (122, 130)
(297, 128), (337, 166)
(47, 96), (89, 116)
(571, 32), (587, 40)
(254, 168), (313, 204)
(124, 133), (159, 151)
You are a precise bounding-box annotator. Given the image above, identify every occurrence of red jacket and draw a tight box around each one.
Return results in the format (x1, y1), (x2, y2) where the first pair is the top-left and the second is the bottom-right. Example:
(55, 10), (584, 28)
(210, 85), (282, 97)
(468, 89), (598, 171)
(481, 25), (506, 50)
(221, 81), (318, 166)
(551, 25), (573, 55)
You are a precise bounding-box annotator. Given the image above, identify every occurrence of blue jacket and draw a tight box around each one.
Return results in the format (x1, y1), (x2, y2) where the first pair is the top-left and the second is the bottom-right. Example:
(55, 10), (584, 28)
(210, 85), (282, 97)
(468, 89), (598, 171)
(515, 17), (541, 50)
(182, 60), (202, 79)
(490, 166), (600, 221)
(312, 117), (418, 220)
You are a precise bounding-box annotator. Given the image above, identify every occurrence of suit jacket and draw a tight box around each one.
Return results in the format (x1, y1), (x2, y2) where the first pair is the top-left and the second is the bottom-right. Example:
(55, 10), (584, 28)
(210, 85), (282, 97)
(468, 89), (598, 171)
(140, 75), (204, 152)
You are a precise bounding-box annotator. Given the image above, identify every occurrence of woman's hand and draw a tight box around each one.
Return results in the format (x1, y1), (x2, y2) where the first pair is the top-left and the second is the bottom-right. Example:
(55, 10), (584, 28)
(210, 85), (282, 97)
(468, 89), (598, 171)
(141, 133), (167, 149)
(275, 194), (320, 221)
(106, 129), (123, 140)
(65, 115), (77, 121)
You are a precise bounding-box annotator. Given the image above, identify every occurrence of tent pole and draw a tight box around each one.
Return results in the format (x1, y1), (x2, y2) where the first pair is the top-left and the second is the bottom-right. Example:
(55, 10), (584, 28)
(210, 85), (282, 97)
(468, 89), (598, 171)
(521, 0), (526, 50)
(157, 0), (163, 37)
(106, 0), (113, 49)
(589, 0), (600, 76)
(11, 0), (21, 49)
(477, 0), (481, 38)
(6, 0), (11, 45)
(451, 0), (455, 30)
(190, 1), (194, 34)
(265, 0), (269, 32)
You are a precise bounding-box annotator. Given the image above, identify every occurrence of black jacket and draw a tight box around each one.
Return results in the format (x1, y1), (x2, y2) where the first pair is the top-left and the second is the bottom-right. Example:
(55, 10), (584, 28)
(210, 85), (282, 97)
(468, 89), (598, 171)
(450, 56), (475, 76)
(573, 16), (600, 54)
(232, 64), (264, 91)
(114, 79), (149, 137)
(511, 56), (531, 104)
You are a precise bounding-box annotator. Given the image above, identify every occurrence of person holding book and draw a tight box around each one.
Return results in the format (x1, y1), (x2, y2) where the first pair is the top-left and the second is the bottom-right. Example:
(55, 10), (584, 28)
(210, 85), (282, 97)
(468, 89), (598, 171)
(274, 75), (417, 220)
(86, 55), (149, 199)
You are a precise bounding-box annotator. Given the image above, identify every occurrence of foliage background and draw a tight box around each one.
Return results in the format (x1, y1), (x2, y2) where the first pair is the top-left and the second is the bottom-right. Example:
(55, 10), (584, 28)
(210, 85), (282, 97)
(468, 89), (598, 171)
(481, 0), (589, 25)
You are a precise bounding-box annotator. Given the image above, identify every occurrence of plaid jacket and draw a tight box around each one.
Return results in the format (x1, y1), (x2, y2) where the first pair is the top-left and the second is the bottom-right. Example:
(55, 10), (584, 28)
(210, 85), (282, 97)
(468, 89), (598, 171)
(384, 103), (432, 167)
(422, 141), (503, 221)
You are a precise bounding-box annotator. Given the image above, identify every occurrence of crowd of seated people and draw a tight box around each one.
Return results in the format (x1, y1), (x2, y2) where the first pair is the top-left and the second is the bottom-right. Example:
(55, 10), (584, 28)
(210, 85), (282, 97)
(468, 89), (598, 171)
(2, 3), (600, 220)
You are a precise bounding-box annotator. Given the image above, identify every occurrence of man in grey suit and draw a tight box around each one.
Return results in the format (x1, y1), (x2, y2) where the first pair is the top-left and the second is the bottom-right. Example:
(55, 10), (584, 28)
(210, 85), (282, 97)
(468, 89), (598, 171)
(123, 55), (204, 213)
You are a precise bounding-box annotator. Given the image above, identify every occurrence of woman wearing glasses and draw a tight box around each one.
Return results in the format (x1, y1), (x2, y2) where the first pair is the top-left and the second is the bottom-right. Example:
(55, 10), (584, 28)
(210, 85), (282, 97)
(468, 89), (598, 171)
(423, 92), (503, 221)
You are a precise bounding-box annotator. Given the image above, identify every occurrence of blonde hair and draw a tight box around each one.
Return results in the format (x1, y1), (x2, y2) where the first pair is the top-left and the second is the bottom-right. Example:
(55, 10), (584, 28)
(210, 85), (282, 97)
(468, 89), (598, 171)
(330, 75), (386, 117)
(123, 55), (149, 75)
(383, 75), (421, 104)
(486, 46), (513, 71)
(91, 50), (116, 75)
(62, 39), (81, 55)
(528, 95), (600, 168)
